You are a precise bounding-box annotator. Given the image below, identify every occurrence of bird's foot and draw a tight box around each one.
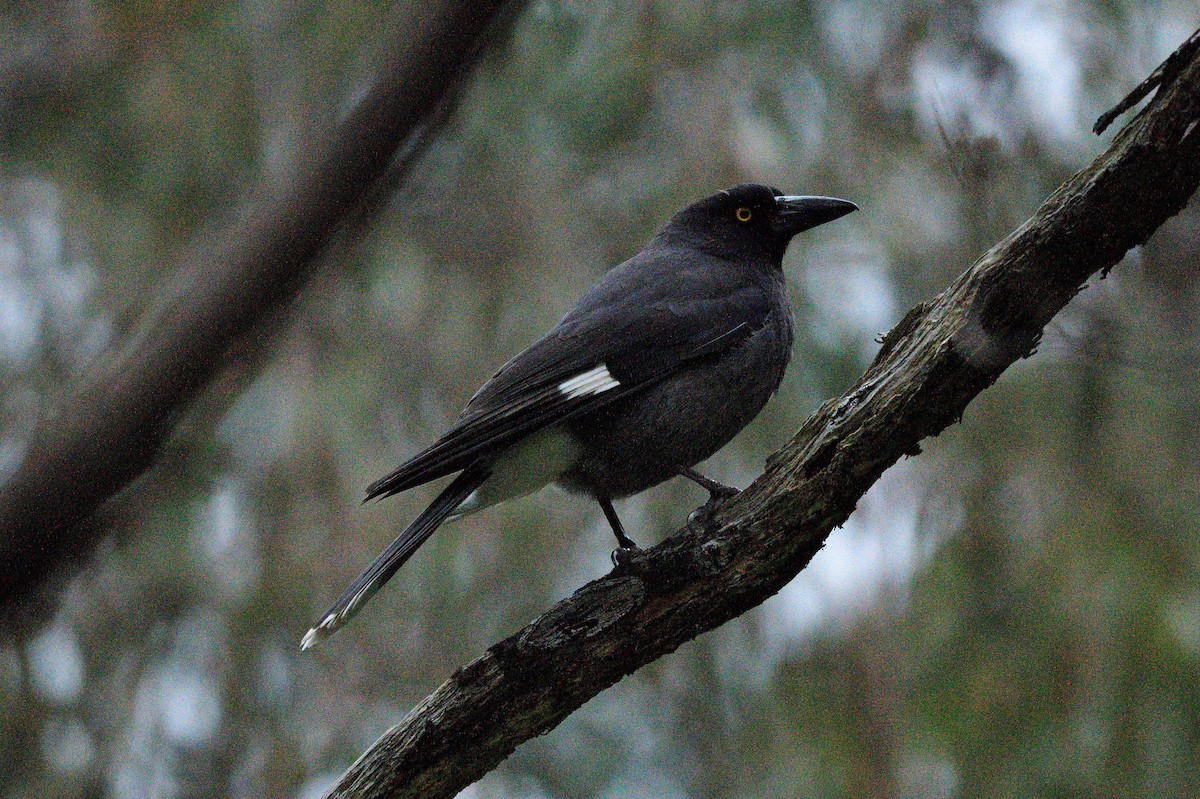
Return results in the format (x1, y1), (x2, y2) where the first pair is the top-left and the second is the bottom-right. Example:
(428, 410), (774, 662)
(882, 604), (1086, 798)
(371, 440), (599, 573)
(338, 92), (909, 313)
(701, 483), (740, 513)
(705, 484), (739, 502)
(610, 543), (640, 568)
(688, 485), (740, 529)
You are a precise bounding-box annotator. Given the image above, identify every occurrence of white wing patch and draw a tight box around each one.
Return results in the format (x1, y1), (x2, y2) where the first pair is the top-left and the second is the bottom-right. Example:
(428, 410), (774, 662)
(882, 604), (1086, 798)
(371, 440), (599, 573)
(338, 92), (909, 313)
(557, 363), (620, 399)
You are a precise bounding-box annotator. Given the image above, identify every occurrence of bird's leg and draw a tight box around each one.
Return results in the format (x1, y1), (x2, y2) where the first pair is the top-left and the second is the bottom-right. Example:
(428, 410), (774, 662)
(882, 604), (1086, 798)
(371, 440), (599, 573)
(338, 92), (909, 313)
(678, 467), (739, 502)
(599, 497), (639, 566)
(599, 497), (637, 548)
(680, 467), (739, 529)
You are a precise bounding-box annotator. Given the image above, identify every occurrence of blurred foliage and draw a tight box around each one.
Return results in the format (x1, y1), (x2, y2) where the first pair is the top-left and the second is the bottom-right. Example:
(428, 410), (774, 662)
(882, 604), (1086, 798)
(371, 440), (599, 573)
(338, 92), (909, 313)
(2, 0), (1200, 797)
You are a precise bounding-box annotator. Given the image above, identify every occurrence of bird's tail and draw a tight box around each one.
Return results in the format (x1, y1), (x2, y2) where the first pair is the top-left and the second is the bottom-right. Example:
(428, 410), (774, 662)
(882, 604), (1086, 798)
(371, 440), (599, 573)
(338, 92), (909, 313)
(300, 462), (490, 650)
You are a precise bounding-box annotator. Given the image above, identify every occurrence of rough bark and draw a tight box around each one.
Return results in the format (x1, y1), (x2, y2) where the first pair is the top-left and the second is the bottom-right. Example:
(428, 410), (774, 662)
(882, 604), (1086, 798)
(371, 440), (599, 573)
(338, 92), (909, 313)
(325, 35), (1200, 799)
(0, 0), (520, 620)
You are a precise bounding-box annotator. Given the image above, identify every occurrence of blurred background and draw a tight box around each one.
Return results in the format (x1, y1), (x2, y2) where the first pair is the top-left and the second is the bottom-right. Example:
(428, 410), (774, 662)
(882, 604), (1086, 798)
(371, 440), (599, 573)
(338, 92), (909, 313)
(3, 1), (1200, 797)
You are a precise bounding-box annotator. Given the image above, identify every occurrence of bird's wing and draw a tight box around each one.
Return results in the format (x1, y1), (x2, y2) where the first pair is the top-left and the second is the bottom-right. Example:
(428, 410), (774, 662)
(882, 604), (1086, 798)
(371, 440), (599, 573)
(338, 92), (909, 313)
(365, 258), (772, 501)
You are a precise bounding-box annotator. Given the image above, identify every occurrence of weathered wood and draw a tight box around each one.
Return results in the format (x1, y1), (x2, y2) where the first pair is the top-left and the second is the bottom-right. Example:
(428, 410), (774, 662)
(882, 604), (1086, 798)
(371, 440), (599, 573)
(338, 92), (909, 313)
(327, 33), (1200, 799)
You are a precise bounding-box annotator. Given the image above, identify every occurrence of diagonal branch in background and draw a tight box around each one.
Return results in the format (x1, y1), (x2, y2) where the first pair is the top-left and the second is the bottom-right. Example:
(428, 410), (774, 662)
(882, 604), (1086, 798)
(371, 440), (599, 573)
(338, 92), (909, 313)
(0, 1), (522, 620)
(324, 34), (1200, 799)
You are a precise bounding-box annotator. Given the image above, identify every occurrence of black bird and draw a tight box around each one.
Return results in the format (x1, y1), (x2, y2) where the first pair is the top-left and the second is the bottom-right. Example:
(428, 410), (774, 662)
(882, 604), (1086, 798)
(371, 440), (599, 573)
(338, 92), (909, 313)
(301, 183), (856, 649)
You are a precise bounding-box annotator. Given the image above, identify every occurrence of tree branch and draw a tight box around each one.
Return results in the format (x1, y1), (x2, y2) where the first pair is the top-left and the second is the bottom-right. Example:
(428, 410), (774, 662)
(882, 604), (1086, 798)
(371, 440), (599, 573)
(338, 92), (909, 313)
(0, 0), (521, 621)
(1094, 27), (1200, 135)
(325, 32), (1200, 799)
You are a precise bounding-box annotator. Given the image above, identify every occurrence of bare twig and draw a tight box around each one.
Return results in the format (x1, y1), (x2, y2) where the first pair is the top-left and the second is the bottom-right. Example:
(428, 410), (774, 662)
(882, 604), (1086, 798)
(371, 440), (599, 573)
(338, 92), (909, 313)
(326, 38), (1200, 799)
(1094, 27), (1200, 134)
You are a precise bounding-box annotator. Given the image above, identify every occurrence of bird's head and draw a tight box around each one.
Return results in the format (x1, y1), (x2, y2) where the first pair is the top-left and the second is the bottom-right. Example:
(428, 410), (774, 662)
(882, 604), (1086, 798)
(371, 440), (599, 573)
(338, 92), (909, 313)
(659, 183), (857, 265)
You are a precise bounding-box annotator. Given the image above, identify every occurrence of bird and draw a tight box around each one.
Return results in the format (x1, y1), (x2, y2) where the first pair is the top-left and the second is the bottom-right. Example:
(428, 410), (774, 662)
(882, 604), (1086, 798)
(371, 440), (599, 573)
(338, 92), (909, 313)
(301, 183), (856, 649)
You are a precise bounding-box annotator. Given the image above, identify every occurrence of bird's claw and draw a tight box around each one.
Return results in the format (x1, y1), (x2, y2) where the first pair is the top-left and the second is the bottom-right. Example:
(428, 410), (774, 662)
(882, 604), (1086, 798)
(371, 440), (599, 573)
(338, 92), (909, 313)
(688, 486), (740, 529)
(707, 485), (740, 502)
(610, 544), (639, 568)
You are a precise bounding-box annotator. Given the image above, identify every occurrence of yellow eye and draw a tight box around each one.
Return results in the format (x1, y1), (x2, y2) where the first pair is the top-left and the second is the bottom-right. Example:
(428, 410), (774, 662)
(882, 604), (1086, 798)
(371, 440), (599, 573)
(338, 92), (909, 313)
(735, 207), (752, 223)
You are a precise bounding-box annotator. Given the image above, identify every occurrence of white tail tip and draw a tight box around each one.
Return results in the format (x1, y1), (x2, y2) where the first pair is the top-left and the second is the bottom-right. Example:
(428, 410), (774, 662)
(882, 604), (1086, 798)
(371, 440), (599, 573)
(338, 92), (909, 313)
(299, 614), (338, 650)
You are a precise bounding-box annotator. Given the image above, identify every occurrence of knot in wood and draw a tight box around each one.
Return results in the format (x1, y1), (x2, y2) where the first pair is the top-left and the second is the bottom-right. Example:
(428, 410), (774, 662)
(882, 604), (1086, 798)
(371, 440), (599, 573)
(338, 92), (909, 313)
(695, 538), (734, 574)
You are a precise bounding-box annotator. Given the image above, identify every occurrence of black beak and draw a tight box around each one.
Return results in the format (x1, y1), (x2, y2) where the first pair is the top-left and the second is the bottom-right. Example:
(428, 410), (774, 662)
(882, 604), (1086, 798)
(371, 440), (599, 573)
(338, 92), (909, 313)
(773, 195), (858, 236)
